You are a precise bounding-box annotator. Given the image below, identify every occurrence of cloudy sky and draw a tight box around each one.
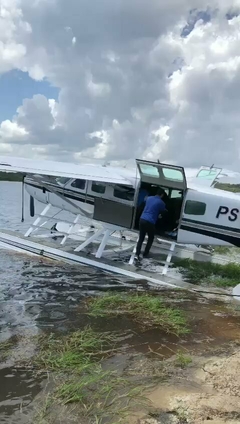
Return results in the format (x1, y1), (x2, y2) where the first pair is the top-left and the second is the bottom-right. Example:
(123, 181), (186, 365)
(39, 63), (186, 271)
(0, 0), (240, 170)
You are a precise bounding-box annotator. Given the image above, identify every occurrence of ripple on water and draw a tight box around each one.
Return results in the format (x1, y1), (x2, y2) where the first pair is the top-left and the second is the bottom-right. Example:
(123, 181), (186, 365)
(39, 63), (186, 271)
(0, 249), (129, 339)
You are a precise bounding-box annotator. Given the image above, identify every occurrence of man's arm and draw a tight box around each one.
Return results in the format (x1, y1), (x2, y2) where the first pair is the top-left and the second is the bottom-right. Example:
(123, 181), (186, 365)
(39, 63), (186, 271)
(161, 203), (168, 214)
(158, 203), (168, 219)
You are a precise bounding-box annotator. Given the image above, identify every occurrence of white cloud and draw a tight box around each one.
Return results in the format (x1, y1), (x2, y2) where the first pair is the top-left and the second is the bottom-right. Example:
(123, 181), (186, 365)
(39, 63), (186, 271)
(0, 120), (28, 139)
(144, 126), (170, 162)
(86, 73), (111, 98)
(1, 0), (240, 169)
(159, 11), (240, 168)
(27, 63), (45, 81)
(0, 0), (31, 73)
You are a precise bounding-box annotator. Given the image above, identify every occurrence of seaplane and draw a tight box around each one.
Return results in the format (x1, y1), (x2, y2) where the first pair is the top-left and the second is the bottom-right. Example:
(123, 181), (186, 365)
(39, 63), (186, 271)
(0, 155), (239, 291)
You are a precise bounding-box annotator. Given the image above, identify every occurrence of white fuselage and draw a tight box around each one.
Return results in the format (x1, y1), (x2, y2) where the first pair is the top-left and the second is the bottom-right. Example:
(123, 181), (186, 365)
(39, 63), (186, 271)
(24, 176), (138, 217)
(1, 155), (239, 249)
(24, 174), (240, 249)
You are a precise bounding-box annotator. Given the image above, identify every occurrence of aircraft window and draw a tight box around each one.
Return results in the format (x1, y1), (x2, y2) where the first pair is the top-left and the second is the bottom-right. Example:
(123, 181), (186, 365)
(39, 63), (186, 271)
(171, 190), (182, 198)
(162, 168), (184, 182)
(139, 164), (159, 178)
(91, 183), (106, 194)
(56, 177), (70, 186)
(71, 179), (86, 190)
(114, 185), (135, 201)
(197, 169), (220, 179)
(184, 200), (206, 215)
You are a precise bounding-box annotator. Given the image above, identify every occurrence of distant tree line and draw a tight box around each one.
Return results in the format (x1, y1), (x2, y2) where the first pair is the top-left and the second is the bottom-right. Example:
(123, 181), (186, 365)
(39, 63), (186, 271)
(0, 172), (23, 182)
(215, 182), (240, 193)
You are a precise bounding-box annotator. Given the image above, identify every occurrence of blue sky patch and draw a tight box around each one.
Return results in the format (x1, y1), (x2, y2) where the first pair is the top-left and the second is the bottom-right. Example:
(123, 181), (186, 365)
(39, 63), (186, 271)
(0, 70), (59, 122)
(226, 10), (239, 20)
(181, 9), (212, 38)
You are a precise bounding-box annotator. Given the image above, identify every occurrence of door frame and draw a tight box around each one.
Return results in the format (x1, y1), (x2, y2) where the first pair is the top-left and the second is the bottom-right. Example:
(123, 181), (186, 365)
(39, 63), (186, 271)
(136, 159), (187, 191)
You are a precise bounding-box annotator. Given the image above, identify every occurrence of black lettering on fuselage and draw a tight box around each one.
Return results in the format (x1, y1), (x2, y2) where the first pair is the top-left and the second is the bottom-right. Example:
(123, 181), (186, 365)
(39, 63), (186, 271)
(229, 208), (239, 222)
(216, 206), (229, 219)
(216, 206), (239, 222)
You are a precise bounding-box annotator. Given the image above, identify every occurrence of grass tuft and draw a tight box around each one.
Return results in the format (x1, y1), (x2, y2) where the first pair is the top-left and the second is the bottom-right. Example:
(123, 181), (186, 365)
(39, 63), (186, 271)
(175, 351), (192, 368)
(35, 326), (113, 372)
(174, 258), (240, 288)
(213, 246), (231, 255)
(33, 326), (149, 423)
(0, 336), (19, 362)
(87, 293), (189, 335)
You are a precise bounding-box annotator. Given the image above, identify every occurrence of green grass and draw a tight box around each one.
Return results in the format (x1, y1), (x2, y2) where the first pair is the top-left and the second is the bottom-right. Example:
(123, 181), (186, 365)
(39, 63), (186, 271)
(87, 293), (189, 335)
(33, 326), (149, 423)
(213, 246), (231, 255)
(0, 336), (19, 362)
(175, 351), (192, 368)
(0, 172), (22, 182)
(35, 327), (113, 372)
(215, 182), (240, 193)
(174, 258), (240, 288)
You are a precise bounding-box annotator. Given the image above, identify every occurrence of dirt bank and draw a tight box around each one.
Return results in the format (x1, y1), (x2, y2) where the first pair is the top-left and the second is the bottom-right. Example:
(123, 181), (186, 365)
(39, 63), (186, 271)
(133, 344), (240, 424)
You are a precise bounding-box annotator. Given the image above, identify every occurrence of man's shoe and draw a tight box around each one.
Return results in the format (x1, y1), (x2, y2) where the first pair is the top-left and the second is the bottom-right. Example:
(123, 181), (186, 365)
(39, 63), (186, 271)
(134, 254), (142, 262)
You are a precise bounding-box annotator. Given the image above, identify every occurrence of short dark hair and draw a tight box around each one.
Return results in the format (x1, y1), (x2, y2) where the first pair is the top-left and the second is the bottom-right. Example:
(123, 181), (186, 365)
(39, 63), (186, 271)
(156, 187), (165, 197)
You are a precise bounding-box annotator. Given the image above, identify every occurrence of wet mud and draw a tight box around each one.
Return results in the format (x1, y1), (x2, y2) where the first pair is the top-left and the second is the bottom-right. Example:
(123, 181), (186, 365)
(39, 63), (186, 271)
(0, 250), (240, 423)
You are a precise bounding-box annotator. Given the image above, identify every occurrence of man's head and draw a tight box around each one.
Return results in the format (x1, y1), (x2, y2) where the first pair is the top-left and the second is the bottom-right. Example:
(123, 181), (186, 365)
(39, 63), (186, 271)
(156, 188), (165, 198)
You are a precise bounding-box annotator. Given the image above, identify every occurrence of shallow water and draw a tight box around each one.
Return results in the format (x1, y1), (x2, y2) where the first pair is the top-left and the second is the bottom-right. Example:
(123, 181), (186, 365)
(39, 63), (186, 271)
(0, 182), (240, 423)
(0, 367), (43, 423)
(0, 183), (132, 420)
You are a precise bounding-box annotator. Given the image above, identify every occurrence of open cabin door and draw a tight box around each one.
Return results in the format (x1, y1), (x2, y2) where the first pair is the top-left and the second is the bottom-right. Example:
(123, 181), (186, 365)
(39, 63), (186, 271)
(136, 159), (187, 190)
(190, 166), (222, 187)
(93, 198), (135, 229)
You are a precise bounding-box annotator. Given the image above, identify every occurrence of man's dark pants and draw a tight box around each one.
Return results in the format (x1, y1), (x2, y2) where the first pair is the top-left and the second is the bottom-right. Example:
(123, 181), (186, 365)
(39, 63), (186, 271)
(136, 219), (155, 257)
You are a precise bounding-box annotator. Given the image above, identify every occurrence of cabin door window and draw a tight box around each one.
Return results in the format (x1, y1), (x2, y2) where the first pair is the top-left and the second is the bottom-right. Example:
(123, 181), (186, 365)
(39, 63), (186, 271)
(136, 159), (187, 190)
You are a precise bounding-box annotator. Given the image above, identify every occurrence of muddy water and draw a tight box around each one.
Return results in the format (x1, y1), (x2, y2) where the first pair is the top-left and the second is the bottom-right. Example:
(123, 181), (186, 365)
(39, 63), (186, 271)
(0, 249), (133, 422)
(0, 182), (240, 423)
(0, 250), (239, 423)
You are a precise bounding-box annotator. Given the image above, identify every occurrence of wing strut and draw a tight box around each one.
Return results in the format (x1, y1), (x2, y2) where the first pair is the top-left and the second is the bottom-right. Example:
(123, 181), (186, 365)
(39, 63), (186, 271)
(21, 176), (25, 222)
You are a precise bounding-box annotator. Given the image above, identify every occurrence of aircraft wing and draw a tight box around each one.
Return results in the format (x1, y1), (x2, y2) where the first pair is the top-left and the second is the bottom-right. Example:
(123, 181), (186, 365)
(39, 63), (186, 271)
(0, 156), (133, 186)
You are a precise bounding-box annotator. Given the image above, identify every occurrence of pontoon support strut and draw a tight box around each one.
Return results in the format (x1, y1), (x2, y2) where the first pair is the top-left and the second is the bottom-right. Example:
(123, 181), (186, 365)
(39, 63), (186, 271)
(25, 204), (51, 237)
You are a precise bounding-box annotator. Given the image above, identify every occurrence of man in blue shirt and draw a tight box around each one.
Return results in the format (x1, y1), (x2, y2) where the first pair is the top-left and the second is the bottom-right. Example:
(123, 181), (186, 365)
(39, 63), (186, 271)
(137, 187), (149, 206)
(136, 188), (166, 260)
